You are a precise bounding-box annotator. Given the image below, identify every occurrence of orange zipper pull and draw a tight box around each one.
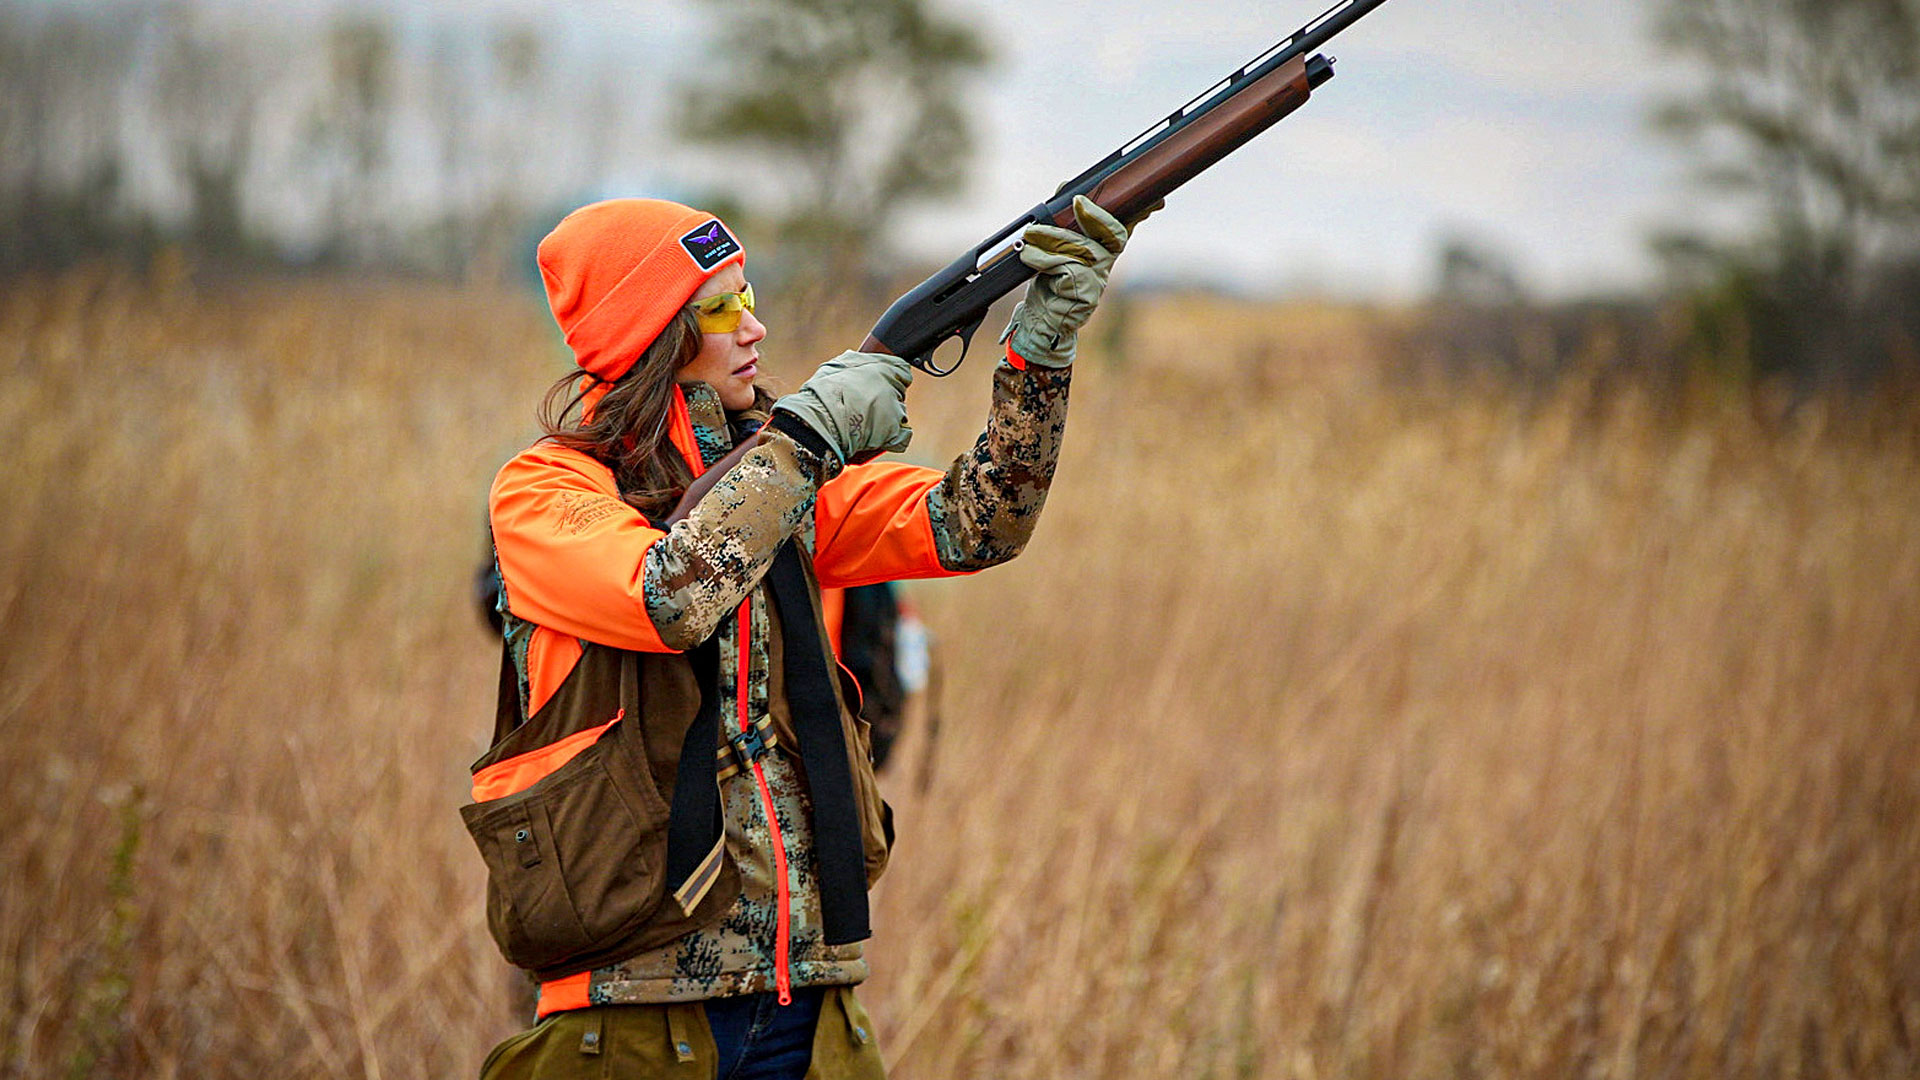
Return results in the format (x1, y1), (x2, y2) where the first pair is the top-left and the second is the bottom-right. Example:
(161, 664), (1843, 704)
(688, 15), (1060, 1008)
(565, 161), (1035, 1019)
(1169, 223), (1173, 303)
(739, 595), (794, 1006)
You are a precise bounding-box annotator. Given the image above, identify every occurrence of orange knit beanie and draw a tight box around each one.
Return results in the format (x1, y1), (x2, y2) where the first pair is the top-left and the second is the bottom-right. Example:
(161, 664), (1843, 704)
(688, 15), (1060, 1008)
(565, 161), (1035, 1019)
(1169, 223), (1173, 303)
(536, 198), (747, 383)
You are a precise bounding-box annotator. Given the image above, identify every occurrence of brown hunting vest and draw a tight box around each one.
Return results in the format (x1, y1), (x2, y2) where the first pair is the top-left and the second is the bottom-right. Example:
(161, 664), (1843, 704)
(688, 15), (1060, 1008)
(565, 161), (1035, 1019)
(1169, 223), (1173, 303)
(460, 542), (892, 983)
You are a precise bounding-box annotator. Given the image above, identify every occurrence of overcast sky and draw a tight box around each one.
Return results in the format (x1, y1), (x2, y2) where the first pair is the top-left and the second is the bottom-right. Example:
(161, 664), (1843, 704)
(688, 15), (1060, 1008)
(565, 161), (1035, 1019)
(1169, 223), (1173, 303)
(917, 0), (1693, 298)
(538, 0), (1699, 300)
(47, 0), (1707, 298)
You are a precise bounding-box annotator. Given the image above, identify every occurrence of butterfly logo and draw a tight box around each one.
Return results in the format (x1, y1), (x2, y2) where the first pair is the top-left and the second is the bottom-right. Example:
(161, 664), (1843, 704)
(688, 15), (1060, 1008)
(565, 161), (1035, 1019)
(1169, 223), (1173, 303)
(680, 220), (737, 269)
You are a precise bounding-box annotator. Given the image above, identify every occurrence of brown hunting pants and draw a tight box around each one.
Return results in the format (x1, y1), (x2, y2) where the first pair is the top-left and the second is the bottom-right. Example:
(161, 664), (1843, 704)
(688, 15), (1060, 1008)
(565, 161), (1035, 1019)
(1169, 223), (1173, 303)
(479, 986), (886, 1080)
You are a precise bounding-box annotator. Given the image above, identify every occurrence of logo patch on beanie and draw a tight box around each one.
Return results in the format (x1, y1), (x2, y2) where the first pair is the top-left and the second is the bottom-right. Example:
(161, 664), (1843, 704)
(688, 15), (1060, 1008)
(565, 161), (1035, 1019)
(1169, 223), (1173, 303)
(679, 220), (741, 271)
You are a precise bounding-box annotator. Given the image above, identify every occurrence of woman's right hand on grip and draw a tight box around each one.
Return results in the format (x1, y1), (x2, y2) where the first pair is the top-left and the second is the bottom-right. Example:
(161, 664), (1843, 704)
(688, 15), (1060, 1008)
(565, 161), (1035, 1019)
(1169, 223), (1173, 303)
(772, 350), (915, 468)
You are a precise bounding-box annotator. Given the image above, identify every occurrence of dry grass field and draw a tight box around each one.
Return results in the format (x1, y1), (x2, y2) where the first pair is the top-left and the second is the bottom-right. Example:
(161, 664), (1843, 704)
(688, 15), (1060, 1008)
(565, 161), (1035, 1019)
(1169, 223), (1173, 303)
(2, 267), (1916, 1079)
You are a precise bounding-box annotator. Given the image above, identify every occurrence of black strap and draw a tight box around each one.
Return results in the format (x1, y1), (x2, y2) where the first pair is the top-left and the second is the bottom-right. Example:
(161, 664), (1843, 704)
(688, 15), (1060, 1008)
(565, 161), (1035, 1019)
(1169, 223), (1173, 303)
(664, 637), (725, 899)
(764, 543), (871, 945)
(658, 543), (870, 945)
(767, 409), (836, 465)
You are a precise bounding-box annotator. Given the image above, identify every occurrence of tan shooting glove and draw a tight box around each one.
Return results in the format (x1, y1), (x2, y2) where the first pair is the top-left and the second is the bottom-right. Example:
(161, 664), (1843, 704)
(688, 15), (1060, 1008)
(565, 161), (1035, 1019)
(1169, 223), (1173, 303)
(1000, 195), (1139, 368)
(771, 350), (915, 469)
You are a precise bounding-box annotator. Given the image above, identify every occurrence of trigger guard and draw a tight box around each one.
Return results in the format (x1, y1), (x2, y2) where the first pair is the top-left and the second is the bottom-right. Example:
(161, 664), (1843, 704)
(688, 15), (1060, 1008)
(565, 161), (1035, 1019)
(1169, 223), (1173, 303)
(920, 344), (965, 378)
(922, 314), (989, 378)
(906, 311), (989, 377)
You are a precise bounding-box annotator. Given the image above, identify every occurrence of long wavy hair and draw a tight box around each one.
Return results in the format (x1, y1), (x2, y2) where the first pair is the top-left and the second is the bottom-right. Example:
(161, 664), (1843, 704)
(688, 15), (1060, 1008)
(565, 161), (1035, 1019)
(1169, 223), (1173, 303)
(539, 306), (774, 516)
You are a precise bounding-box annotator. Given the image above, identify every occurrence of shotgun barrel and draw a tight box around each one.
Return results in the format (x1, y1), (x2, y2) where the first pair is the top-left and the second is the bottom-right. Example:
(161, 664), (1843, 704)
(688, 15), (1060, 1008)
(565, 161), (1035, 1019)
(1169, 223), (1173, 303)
(862, 0), (1394, 374)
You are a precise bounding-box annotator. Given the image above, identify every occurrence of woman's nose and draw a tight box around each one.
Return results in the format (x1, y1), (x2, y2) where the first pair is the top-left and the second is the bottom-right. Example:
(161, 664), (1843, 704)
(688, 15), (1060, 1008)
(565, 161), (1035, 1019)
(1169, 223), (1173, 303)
(738, 309), (767, 345)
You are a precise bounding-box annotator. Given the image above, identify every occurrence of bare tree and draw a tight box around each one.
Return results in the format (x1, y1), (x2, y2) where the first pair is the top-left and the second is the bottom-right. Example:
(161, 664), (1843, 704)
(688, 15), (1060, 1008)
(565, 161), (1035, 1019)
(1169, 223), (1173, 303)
(1655, 0), (1920, 269)
(0, 6), (146, 267)
(676, 0), (991, 295)
(308, 11), (397, 262)
(471, 20), (544, 276)
(1434, 233), (1526, 308)
(1652, 0), (1920, 385)
(0, 2), (639, 276)
(152, 4), (265, 256)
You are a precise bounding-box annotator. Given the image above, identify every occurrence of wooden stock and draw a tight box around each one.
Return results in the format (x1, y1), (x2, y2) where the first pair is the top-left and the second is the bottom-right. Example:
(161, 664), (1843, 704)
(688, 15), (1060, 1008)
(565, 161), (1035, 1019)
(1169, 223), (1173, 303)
(857, 334), (891, 354)
(1056, 54), (1316, 229)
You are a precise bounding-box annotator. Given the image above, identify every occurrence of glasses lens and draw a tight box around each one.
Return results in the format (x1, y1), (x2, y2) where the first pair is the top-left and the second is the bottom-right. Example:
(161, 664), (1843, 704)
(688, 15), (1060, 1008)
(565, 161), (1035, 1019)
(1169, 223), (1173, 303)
(691, 284), (753, 334)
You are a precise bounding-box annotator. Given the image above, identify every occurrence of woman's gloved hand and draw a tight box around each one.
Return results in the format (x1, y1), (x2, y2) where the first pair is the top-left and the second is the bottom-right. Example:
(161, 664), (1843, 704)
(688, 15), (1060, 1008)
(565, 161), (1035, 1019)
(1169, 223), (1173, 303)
(772, 350), (915, 468)
(1001, 195), (1141, 369)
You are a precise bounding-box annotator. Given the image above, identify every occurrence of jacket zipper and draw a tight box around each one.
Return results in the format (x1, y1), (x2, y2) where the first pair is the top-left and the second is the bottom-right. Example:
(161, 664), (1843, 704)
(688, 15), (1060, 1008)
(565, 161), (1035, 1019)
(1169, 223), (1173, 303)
(737, 597), (794, 1005)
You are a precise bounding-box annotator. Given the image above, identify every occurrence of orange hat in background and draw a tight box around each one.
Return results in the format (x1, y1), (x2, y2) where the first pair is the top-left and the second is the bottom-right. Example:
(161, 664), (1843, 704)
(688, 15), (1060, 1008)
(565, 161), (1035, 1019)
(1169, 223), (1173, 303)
(537, 198), (746, 383)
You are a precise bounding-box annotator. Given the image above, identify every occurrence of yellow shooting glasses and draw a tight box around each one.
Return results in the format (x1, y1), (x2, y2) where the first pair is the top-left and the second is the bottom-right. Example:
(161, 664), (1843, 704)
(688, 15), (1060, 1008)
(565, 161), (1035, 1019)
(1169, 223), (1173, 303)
(690, 283), (755, 334)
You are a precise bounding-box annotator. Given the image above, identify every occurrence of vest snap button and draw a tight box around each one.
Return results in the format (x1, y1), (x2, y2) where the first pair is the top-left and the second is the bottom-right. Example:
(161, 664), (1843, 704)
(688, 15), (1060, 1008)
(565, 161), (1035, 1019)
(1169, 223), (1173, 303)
(515, 828), (530, 843)
(582, 1032), (598, 1047)
(677, 1041), (692, 1056)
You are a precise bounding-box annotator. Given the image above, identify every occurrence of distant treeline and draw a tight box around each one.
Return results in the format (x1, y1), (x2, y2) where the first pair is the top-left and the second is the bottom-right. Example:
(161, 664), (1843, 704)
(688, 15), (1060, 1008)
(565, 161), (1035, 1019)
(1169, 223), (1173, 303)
(1408, 0), (1920, 393)
(0, 1), (640, 275)
(1406, 235), (1920, 398)
(5, 0), (1917, 392)
(1646, 0), (1920, 390)
(0, 0), (991, 326)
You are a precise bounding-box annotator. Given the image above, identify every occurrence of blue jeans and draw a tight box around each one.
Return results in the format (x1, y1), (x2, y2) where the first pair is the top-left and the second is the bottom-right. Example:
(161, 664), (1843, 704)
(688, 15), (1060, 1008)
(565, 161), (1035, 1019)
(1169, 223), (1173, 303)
(703, 988), (824, 1080)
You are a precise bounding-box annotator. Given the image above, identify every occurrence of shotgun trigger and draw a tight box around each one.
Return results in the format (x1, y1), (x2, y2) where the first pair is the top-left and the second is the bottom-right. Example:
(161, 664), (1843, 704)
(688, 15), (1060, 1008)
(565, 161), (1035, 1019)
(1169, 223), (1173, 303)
(921, 312), (986, 378)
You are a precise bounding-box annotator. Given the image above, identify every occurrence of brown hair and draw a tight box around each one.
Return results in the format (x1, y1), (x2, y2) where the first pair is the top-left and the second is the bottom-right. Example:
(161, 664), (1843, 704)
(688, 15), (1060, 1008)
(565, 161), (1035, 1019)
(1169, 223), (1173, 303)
(539, 306), (774, 516)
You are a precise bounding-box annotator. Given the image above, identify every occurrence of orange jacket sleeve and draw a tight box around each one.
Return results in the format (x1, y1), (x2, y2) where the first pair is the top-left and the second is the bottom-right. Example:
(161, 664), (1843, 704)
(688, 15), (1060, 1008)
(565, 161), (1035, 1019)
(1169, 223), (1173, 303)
(489, 443), (674, 653)
(813, 461), (970, 588)
(813, 358), (1073, 587)
(491, 429), (832, 653)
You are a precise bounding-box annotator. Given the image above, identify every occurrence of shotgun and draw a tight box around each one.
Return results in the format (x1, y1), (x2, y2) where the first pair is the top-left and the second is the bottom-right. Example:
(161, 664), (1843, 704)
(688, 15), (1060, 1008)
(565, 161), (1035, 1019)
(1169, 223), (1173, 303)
(667, 0), (1394, 520)
(862, 0), (1395, 374)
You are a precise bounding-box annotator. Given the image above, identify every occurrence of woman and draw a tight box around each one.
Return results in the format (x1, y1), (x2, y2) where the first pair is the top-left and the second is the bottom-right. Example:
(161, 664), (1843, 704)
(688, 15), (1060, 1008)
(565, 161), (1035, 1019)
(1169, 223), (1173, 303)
(469, 194), (1134, 1079)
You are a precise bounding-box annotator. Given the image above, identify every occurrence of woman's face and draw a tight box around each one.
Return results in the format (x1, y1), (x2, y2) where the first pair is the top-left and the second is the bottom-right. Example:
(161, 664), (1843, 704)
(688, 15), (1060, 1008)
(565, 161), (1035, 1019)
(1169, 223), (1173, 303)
(677, 263), (765, 411)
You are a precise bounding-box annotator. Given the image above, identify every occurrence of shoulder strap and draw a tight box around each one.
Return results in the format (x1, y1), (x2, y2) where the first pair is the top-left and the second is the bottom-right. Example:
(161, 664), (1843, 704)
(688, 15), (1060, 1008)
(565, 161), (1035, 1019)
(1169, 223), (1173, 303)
(764, 543), (871, 946)
(663, 637), (728, 916)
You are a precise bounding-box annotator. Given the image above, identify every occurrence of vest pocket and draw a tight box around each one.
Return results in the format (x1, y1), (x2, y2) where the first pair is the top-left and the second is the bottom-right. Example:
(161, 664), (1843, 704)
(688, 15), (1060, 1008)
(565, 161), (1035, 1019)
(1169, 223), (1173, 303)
(460, 724), (669, 973)
(850, 717), (894, 886)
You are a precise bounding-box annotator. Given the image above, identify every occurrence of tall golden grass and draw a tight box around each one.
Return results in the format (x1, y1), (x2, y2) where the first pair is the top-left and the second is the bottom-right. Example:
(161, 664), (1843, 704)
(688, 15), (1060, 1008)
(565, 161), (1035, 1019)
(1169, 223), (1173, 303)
(2, 268), (1915, 1079)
